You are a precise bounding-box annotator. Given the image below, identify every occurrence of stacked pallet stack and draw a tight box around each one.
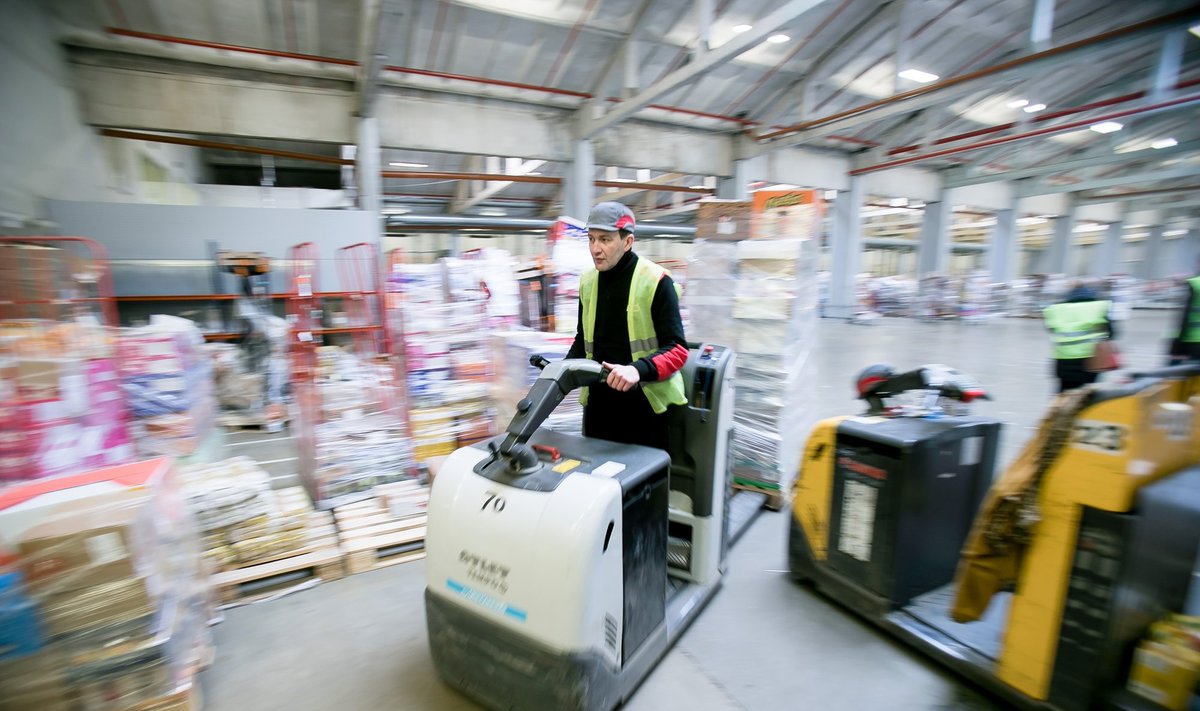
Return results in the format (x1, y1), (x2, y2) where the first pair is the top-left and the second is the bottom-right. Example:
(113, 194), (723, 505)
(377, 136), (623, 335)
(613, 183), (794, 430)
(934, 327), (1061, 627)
(0, 320), (136, 482)
(490, 330), (579, 434)
(118, 316), (214, 458)
(398, 261), (497, 460)
(685, 193), (821, 501)
(178, 457), (341, 604)
(310, 413), (417, 509)
(332, 480), (429, 575)
(0, 458), (211, 711)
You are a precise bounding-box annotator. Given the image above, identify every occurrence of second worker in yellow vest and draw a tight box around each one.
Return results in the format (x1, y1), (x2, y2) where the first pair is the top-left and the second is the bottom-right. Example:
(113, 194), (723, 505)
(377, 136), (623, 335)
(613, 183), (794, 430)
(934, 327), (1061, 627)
(1042, 282), (1115, 393)
(565, 202), (689, 452)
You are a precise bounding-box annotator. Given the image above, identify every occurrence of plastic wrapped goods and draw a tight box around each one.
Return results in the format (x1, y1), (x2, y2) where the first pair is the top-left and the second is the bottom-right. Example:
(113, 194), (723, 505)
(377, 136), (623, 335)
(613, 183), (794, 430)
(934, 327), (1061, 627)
(118, 317), (214, 458)
(178, 457), (322, 570)
(684, 194), (822, 492)
(0, 458), (210, 710)
(0, 320), (135, 482)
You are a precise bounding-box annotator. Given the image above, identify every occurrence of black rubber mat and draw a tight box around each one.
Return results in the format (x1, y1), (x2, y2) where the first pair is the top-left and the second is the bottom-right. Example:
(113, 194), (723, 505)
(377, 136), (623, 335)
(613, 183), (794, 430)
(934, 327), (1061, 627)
(899, 584), (1011, 662)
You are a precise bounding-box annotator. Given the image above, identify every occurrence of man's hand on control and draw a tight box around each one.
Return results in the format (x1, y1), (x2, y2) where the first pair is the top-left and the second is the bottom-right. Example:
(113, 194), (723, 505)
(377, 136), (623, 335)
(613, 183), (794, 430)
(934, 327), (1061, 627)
(601, 362), (640, 392)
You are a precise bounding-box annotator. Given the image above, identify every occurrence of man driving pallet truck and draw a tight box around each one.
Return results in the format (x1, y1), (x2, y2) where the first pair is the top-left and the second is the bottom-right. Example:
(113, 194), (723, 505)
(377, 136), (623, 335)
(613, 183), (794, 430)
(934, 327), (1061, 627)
(789, 363), (1200, 710)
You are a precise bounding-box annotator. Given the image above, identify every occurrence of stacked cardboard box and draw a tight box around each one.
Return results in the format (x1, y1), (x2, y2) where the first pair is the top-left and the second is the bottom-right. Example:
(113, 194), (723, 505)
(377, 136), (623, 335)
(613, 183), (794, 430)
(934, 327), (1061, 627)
(118, 317), (214, 458)
(397, 261), (497, 460)
(310, 412), (418, 509)
(0, 459), (210, 710)
(177, 457), (333, 571)
(0, 321), (135, 482)
(490, 330), (580, 435)
(685, 193), (821, 491)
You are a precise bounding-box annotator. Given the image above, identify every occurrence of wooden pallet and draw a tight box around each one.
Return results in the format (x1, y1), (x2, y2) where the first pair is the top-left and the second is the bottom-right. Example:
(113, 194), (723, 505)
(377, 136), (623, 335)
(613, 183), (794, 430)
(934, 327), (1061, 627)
(334, 487), (429, 575)
(211, 546), (343, 603)
(209, 511), (343, 603)
(218, 511), (338, 572)
(732, 481), (786, 511)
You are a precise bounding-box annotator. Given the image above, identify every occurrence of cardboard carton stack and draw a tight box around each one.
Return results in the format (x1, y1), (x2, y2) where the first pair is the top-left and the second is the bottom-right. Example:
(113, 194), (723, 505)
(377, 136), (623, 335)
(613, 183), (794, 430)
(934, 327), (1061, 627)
(118, 317), (214, 458)
(684, 192), (821, 492)
(178, 457), (332, 572)
(490, 330), (580, 435)
(310, 412), (418, 509)
(397, 261), (497, 460)
(0, 459), (210, 710)
(0, 321), (135, 482)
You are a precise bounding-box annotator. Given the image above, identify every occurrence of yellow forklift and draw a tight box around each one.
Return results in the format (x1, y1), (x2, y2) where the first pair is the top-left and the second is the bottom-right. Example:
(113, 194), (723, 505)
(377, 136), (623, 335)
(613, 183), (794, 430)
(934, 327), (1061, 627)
(789, 364), (1200, 710)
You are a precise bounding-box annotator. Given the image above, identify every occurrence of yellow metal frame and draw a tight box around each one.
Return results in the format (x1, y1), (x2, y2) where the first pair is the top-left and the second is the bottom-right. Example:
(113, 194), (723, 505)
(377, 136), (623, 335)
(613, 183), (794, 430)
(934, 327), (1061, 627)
(790, 416), (847, 561)
(790, 375), (1200, 703)
(998, 378), (1200, 699)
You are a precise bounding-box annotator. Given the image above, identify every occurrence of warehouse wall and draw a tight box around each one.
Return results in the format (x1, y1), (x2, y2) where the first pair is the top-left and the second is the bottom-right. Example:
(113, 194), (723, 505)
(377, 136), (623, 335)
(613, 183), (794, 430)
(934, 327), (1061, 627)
(0, 1), (112, 224)
(0, 1), (204, 227)
(46, 200), (379, 294)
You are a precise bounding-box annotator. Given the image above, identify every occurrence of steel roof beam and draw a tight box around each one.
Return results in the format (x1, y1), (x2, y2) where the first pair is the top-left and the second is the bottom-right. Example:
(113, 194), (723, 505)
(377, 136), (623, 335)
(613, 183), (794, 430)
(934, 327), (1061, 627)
(1018, 165), (1200, 198)
(946, 139), (1200, 188)
(748, 5), (1200, 155)
(580, 0), (829, 139)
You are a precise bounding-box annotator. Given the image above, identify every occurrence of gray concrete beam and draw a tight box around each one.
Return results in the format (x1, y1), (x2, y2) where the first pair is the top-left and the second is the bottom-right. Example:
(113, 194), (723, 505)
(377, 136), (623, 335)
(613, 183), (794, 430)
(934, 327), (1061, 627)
(827, 176), (865, 319)
(1094, 220), (1124, 277)
(1141, 224), (1167, 279)
(71, 62), (736, 176)
(987, 206), (1019, 283)
(563, 139), (595, 222)
(916, 195), (951, 276)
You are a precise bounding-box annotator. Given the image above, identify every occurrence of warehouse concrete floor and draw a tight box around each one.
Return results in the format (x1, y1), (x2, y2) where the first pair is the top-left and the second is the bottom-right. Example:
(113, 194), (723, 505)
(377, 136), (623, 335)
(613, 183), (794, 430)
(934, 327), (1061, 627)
(199, 310), (1178, 711)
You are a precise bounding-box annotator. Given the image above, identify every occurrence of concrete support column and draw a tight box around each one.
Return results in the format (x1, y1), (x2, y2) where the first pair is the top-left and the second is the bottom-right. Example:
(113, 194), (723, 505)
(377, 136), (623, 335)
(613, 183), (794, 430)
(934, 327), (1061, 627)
(987, 206), (1019, 283)
(563, 139), (594, 221)
(917, 192), (952, 276)
(1179, 229), (1200, 275)
(827, 175), (865, 319)
(716, 159), (750, 201)
(1094, 220), (1124, 277)
(1141, 224), (1166, 279)
(1045, 205), (1076, 275)
(356, 117), (381, 216)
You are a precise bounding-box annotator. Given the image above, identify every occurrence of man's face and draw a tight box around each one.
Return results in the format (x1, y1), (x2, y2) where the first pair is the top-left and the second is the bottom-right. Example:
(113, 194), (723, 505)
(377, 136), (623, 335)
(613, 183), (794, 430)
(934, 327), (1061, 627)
(589, 229), (632, 272)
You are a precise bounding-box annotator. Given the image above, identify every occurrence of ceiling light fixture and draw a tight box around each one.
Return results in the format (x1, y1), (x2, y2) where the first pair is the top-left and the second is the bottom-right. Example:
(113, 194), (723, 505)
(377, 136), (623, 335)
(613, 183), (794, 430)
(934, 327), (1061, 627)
(389, 161), (429, 168)
(1089, 121), (1124, 134)
(479, 209), (507, 216)
(890, 198), (908, 207)
(1151, 138), (1178, 149)
(767, 34), (790, 44)
(526, 171), (543, 175)
(1006, 98), (1030, 109)
(608, 177), (635, 183)
(382, 207), (410, 215)
(897, 68), (939, 83)
(1164, 229), (1188, 237)
(1023, 103), (1047, 113)
(1190, 24), (1200, 39)
(732, 24), (753, 33)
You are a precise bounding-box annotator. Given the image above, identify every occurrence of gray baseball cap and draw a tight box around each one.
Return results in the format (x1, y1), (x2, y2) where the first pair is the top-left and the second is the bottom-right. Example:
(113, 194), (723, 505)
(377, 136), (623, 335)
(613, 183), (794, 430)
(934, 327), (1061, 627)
(587, 202), (636, 234)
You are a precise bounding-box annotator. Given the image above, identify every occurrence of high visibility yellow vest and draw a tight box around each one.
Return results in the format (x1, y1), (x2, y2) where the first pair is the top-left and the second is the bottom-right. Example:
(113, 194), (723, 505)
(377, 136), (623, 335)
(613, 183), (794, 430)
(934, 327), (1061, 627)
(1043, 300), (1112, 360)
(1183, 277), (1200, 343)
(579, 257), (687, 415)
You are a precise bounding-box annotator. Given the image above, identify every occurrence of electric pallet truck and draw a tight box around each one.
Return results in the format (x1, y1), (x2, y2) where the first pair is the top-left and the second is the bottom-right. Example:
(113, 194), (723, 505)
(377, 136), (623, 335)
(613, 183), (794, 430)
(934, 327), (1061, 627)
(425, 344), (744, 711)
(789, 363), (1200, 710)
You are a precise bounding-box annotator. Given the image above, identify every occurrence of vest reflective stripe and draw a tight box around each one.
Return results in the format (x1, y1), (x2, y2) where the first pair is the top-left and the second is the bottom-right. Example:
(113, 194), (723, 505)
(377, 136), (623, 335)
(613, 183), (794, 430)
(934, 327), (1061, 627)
(1184, 277), (1200, 343)
(579, 258), (687, 415)
(1043, 300), (1111, 360)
